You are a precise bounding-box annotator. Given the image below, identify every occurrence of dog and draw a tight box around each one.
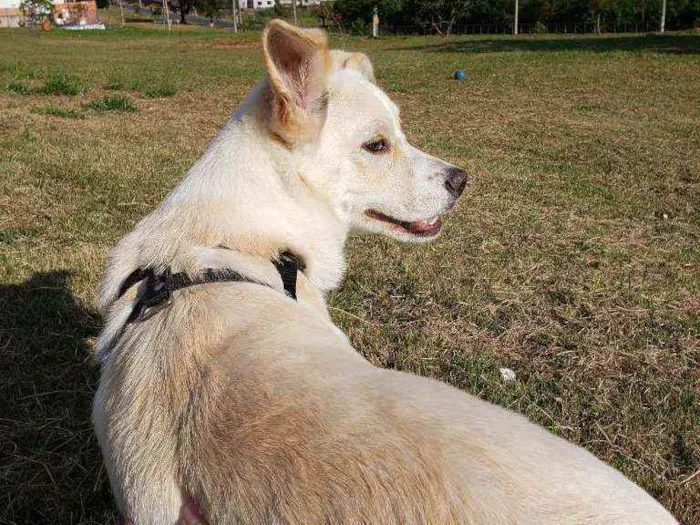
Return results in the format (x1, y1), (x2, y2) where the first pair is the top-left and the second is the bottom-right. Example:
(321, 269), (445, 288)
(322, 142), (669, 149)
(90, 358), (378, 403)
(93, 20), (678, 525)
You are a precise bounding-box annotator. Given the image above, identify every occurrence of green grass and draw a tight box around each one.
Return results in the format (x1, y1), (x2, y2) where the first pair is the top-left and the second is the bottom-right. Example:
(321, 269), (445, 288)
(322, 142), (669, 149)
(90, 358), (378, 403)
(0, 26), (699, 524)
(103, 76), (124, 90)
(142, 83), (177, 98)
(6, 79), (31, 94)
(41, 71), (84, 96)
(37, 104), (85, 119)
(86, 94), (138, 112)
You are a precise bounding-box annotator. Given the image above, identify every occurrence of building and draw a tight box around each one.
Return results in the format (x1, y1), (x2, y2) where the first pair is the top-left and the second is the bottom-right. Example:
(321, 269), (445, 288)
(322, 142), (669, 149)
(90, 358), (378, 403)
(54, 0), (98, 26)
(0, 0), (98, 28)
(240, 0), (273, 10)
(0, 0), (22, 27)
(279, 0), (326, 6)
(241, 0), (328, 11)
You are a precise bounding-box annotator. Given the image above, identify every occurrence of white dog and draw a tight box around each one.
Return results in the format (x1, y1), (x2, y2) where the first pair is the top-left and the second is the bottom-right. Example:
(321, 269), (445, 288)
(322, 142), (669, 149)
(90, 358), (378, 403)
(93, 20), (677, 524)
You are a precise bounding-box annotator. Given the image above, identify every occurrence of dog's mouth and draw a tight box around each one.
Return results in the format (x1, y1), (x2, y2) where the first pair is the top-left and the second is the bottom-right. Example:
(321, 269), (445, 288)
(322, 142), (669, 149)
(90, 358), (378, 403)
(365, 210), (442, 237)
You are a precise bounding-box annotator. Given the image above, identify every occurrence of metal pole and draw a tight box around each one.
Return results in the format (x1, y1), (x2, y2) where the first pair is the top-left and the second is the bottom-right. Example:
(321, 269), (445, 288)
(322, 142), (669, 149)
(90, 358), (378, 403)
(232, 0), (237, 32)
(118, 0), (124, 25)
(162, 0), (171, 30)
(372, 5), (378, 38)
(291, 0), (297, 25)
(513, 0), (518, 35)
(660, 0), (666, 32)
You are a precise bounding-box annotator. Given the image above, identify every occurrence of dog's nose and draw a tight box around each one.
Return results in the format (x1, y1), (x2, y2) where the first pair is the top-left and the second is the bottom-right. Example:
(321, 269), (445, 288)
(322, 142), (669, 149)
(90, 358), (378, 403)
(445, 167), (469, 198)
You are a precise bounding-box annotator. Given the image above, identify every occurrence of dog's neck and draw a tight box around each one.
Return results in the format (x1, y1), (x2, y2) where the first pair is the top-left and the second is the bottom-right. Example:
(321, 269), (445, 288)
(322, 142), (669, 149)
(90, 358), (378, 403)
(99, 85), (349, 312)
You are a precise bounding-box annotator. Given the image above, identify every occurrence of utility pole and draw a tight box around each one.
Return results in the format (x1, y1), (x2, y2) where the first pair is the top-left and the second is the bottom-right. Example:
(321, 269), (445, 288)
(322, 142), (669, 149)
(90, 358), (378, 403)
(660, 0), (666, 32)
(232, 0), (238, 32)
(291, 0), (297, 25)
(513, 0), (518, 35)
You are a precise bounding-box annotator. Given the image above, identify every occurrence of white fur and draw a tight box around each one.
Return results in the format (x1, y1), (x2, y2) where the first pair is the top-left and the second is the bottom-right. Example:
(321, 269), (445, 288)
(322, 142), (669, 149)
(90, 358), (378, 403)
(93, 22), (677, 525)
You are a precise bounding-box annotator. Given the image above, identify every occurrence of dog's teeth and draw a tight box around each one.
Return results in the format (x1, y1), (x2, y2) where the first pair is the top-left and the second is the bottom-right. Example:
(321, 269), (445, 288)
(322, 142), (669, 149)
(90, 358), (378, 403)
(427, 216), (439, 225)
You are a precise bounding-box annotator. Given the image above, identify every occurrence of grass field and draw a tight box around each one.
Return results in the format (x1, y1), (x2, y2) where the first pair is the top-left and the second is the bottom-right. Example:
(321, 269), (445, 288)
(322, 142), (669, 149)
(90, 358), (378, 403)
(1, 25), (699, 524)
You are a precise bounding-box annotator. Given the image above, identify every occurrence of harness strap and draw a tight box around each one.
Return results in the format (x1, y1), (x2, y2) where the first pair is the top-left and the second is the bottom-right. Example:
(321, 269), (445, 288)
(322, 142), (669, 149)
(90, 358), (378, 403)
(117, 251), (304, 325)
(117, 267), (150, 299)
(273, 251), (304, 302)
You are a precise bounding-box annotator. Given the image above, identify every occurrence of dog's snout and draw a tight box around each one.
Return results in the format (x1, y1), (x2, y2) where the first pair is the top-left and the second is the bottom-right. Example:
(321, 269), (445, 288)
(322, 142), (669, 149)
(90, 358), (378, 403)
(444, 167), (469, 198)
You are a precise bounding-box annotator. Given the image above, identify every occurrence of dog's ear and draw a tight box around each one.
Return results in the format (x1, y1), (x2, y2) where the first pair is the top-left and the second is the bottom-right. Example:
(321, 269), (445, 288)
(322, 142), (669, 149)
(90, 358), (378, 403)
(263, 20), (331, 143)
(331, 50), (375, 83)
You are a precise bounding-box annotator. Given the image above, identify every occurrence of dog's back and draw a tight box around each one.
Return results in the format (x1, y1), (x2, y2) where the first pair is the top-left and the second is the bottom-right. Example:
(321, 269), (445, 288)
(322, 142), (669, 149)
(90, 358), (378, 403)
(93, 20), (678, 525)
(98, 284), (675, 524)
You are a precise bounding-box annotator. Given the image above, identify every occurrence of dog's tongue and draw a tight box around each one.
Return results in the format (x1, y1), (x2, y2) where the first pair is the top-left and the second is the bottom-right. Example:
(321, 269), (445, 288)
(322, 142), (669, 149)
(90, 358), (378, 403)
(365, 210), (442, 236)
(406, 216), (441, 234)
(408, 220), (434, 233)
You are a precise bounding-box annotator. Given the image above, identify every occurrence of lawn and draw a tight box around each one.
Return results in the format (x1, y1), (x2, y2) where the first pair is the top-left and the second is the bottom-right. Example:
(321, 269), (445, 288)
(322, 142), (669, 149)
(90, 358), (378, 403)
(0, 25), (698, 524)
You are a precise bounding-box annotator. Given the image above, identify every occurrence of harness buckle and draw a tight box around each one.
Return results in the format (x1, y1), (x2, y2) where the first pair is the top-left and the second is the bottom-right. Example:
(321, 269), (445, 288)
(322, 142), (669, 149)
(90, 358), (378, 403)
(137, 269), (173, 321)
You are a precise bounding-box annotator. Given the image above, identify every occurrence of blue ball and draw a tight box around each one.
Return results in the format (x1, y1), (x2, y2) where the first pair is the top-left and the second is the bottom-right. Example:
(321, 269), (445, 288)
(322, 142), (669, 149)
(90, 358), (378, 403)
(454, 69), (467, 80)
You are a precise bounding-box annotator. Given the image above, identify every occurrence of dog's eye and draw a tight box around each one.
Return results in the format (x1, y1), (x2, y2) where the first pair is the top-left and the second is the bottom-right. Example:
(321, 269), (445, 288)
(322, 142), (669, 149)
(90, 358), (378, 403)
(363, 139), (389, 154)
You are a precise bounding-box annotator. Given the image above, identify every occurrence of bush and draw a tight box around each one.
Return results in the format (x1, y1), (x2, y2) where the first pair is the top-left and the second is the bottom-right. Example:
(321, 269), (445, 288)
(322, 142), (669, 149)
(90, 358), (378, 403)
(240, 8), (277, 30)
(533, 21), (548, 34)
(86, 95), (138, 112)
(350, 17), (366, 34)
(7, 80), (31, 95)
(334, 0), (405, 32)
(41, 71), (83, 96)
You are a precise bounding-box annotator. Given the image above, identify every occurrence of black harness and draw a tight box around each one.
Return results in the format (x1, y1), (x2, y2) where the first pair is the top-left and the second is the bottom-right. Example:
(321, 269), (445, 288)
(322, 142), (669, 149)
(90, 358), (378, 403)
(117, 251), (304, 325)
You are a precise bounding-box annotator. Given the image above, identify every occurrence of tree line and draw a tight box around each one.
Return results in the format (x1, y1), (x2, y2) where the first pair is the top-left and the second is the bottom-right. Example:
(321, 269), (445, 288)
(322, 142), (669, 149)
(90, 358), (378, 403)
(107, 0), (698, 34)
(332, 0), (699, 34)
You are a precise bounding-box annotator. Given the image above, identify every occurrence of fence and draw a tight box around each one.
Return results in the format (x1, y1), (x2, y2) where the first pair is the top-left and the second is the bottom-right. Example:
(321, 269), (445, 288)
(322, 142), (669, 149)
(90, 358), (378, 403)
(378, 20), (659, 36)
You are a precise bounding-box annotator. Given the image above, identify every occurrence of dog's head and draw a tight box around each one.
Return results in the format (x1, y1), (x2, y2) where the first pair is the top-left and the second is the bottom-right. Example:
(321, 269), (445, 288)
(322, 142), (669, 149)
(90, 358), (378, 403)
(262, 20), (468, 243)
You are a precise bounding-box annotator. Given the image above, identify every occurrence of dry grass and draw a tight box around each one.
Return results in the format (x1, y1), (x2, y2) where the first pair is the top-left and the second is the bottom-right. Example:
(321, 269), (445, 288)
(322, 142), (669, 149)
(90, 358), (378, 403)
(0, 26), (698, 524)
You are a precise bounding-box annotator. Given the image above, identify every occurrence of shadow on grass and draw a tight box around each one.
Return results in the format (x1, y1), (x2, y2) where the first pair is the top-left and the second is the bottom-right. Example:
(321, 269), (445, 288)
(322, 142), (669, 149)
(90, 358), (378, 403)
(0, 271), (117, 524)
(393, 33), (700, 55)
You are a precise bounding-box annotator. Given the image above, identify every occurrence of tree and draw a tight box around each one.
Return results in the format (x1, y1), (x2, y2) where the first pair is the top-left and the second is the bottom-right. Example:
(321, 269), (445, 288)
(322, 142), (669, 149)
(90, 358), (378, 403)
(589, 0), (612, 32)
(416, 0), (476, 37)
(313, 0), (335, 28)
(332, 0), (698, 33)
(19, 0), (54, 25)
(169, 0), (198, 23)
(334, 0), (407, 31)
(199, 0), (225, 23)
